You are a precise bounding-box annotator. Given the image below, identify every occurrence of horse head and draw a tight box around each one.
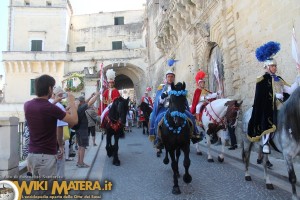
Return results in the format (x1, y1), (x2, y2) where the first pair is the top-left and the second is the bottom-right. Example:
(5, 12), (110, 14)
(224, 100), (243, 127)
(140, 102), (152, 121)
(109, 96), (129, 125)
(168, 81), (187, 127)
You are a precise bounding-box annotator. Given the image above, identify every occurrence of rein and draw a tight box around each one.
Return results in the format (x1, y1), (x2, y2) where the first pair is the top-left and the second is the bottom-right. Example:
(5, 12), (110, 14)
(206, 103), (226, 126)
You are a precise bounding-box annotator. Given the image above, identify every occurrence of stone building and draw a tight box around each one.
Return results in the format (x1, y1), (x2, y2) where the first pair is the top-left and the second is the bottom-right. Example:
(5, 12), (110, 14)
(1, 0), (147, 121)
(145, 0), (300, 140)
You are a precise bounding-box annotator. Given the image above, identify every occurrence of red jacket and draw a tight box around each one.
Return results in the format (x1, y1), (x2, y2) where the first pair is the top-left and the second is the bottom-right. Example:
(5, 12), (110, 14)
(141, 96), (153, 108)
(98, 88), (120, 115)
(190, 88), (211, 114)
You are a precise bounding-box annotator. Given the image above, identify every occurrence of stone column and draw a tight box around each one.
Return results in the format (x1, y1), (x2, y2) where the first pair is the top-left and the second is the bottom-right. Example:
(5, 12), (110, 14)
(0, 117), (20, 178)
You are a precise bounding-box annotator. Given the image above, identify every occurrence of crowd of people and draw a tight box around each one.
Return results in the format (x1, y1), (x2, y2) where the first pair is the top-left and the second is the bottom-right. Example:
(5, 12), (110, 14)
(23, 41), (300, 179)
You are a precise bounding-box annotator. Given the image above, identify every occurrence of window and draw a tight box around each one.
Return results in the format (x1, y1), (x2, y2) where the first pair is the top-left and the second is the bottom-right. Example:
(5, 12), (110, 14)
(112, 41), (122, 50)
(31, 40), (42, 51)
(114, 17), (124, 25)
(76, 46), (85, 52)
(30, 79), (35, 95)
(24, 0), (30, 6)
(46, 1), (52, 6)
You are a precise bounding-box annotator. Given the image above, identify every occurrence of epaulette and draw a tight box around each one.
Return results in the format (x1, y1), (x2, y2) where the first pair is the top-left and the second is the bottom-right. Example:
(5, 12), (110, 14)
(278, 76), (291, 87)
(157, 84), (165, 90)
(256, 75), (264, 83)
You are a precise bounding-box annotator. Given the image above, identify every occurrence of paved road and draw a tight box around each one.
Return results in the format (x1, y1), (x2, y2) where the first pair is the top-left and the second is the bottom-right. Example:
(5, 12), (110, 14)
(87, 127), (293, 200)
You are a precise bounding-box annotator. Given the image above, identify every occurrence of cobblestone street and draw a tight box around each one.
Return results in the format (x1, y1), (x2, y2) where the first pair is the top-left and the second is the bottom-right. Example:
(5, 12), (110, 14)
(86, 127), (293, 200)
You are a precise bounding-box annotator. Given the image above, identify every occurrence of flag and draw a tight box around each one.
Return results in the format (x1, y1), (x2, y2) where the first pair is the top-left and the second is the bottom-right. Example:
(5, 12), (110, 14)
(213, 61), (223, 97)
(99, 63), (104, 114)
(292, 26), (300, 69)
(213, 61), (220, 86)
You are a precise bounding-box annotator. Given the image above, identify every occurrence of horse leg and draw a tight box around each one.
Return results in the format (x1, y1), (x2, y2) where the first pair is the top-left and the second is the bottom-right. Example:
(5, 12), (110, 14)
(142, 122), (145, 134)
(242, 139), (253, 181)
(283, 153), (298, 199)
(218, 133), (225, 163)
(206, 134), (214, 162)
(182, 145), (192, 184)
(163, 149), (169, 165)
(106, 130), (113, 157)
(112, 133), (120, 166)
(169, 150), (181, 195)
(146, 121), (149, 135)
(263, 154), (274, 189)
(175, 148), (181, 177)
(195, 142), (202, 156)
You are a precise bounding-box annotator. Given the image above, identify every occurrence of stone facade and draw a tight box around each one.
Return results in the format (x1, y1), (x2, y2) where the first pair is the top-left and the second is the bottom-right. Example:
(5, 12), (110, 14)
(145, 0), (300, 141)
(1, 0), (146, 121)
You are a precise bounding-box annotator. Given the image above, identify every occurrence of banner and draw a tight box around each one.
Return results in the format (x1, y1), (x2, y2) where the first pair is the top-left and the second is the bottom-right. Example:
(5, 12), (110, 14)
(292, 26), (300, 69)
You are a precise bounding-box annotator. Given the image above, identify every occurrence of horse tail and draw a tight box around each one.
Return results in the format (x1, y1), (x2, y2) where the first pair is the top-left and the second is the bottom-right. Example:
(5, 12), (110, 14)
(280, 87), (300, 143)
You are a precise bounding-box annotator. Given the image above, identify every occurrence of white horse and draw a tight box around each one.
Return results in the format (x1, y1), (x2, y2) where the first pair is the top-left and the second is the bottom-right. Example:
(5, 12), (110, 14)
(242, 86), (300, 200)
(196, 99), (243, 162)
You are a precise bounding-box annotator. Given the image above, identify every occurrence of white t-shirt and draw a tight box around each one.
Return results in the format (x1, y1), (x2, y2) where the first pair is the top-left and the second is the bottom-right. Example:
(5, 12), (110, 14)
(49, 99), (68, 127)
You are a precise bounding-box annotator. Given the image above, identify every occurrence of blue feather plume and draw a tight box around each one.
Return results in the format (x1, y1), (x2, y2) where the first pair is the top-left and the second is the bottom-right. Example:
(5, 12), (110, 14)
(255, 41), (280, 62)
(167, 59), (178, 67)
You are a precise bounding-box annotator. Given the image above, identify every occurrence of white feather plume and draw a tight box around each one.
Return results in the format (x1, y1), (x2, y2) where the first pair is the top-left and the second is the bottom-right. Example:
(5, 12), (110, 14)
(106, 69), (116, 82)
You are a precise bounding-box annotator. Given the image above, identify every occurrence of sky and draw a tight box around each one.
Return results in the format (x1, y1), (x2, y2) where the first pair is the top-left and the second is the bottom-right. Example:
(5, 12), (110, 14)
(0, 0), (146, 84)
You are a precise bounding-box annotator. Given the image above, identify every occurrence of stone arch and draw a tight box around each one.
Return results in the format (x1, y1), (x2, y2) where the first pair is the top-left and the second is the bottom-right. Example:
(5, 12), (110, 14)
(100, 62), (146, 102)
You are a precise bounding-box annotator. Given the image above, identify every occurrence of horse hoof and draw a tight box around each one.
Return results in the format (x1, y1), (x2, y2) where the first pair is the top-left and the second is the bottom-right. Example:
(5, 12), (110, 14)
(196, 151), (203, 156)
(218, 156), (224, 163)
(266, 183), (274, 190)
(172, 187), (181, 195)
(113, 159), (120, 166)
(183, 174), (192, 183)
(106, 147), (113, 157)
(208, 158), (214, 163)
(163, 158), (169, 165)
(245, 176), (252, 181)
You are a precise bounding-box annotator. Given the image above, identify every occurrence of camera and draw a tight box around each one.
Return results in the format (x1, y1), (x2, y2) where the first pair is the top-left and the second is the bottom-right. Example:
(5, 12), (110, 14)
(61, 93), (68, 99)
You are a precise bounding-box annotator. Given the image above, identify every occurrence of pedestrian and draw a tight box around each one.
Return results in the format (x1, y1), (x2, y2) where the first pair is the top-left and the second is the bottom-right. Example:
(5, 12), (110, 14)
(85, 106), (98, 146)
(248, 41), (298, 154)
(49, 86), (72, 178)
(126, 107), (134, 132)
(76, 92), (100, 168)
(24, 74), (78, 178)
(22, 121), (32, 176)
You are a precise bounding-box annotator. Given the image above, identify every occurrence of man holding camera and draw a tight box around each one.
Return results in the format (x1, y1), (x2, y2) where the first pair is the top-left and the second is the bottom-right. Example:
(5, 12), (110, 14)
(25, 74), (78, 178)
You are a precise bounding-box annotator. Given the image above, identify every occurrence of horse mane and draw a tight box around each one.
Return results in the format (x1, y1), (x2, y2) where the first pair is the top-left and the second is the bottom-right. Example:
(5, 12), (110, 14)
(279, 87), (300, 143)
(108, 97), (119, 119)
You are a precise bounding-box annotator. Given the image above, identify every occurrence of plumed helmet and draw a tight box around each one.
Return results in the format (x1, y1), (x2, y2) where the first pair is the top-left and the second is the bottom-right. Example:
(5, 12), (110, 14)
(255, 41), (280, 68)
(106, 69), (116, 83)
(165, 70), (175, 77)
(146, 87), (152, 92)
(195, 70), (206, 84)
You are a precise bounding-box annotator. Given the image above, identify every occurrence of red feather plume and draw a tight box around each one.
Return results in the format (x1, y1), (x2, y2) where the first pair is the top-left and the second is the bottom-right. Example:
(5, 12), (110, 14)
(195, 71), (206, 83)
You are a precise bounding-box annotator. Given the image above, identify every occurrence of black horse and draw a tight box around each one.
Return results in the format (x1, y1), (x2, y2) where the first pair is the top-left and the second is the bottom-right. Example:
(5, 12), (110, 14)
(159, 82), (192, 195)
(140, 102), (153, 134)
(103, 96), (129, 166)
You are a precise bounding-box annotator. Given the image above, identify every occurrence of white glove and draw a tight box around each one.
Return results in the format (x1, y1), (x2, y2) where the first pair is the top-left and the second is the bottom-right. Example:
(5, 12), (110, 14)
(275, 93), (283, 100)
(217, 90), (222, 95)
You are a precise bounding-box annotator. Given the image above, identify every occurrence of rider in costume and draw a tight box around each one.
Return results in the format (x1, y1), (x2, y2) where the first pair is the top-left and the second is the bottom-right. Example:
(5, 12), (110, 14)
(149, 70), (201, 150)
(248, 41), (298, 154)
(141, 90), (153, 109)
(190, 70), (220, 126)
(99, 69), (121, 125)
